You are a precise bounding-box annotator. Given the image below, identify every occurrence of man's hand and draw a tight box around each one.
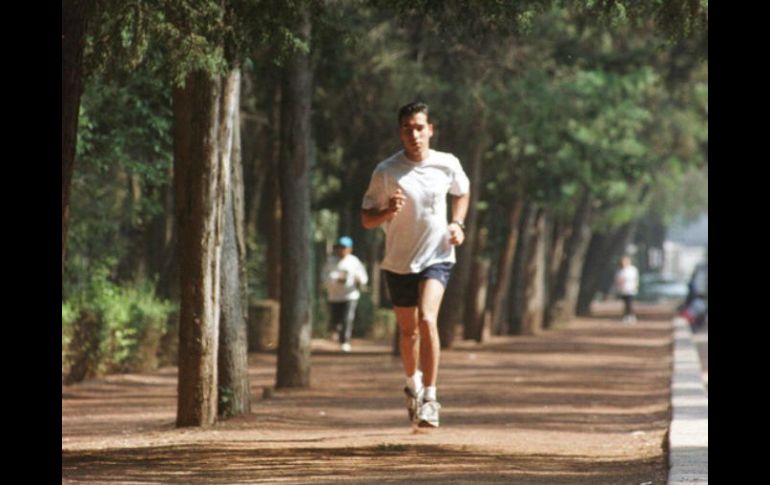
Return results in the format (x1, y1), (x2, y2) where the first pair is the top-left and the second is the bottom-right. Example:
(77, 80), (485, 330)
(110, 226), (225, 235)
(387, 188), (406, 218)
(448, 222), (465, 246)
(361, 187), (407, 229)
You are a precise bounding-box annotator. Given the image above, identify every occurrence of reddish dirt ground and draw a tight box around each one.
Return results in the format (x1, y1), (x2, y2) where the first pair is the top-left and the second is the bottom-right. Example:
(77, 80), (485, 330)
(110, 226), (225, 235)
(62, 302), (675, 484)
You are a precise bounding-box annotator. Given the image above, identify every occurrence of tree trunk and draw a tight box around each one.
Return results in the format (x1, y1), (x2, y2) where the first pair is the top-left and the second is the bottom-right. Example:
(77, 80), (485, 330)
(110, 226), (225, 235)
(156, 175), (179, 300)
(438, 109), (487, 348)
(116, 172), (148, 282)
(232, 91), (249, 313)
(490, 197), (525, 334)
(547, 219), (571, 294)
(463, 227), (490, 342)
(545, 189), (594, 327)
(577, 222), (636, 316)
(62, 0), (95, 283)
(264, 169), (282, 300)
(636, 217), (667, 273)
(521, 208), (546, 335)
(145, 163), (175, 293)
(506, 202), (534, 335)
(276, 11), (313, 389)
(173, 70), (228, 427)
(217, 69), (251, 418)
(267, 80), (283, 300)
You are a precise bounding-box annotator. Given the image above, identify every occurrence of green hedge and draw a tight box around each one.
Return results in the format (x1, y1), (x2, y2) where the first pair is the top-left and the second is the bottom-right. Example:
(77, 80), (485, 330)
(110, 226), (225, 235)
(62, 265), (175, 384)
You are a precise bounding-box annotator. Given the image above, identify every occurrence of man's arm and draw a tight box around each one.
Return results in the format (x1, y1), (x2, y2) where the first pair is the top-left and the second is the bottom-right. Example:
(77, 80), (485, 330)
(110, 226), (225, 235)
(361, 207), (395, 229)
(361, 188), (406, 229)
(450, 192), (470, 226)
(448, 192), (470, 245)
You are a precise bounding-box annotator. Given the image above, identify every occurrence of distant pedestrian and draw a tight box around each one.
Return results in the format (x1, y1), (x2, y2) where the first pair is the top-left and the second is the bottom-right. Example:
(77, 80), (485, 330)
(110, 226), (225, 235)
(321, 236), (368, 352)
(681, 263), (708, 328)
(614, 256), (639, 324)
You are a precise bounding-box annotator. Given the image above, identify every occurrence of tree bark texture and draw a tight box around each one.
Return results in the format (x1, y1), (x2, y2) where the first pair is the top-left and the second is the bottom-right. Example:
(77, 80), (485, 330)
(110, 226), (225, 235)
(545, 189), (594, 327)
(547, 219), (571, 294)
(276, 11), (313, 389)
(505, 203), (534, 335)
(62, 0), (95, 281)
(217, 69), (251, 418)
(437, 109), (487, 348)
(463, 227), (489, 342)
(230, 90), (249, 317)
(173, 70), (228, 427)
(490, 197), (525, 335)
(521, 208), (546, 335)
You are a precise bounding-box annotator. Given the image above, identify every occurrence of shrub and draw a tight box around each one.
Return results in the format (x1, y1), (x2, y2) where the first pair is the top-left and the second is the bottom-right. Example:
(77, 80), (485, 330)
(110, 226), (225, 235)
(62, 263), (175, 383)
(369, 308), (397, 342)
(353, 291), (375, 338)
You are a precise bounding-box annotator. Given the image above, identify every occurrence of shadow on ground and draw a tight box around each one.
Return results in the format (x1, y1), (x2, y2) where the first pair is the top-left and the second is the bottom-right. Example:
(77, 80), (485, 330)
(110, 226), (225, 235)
(63, 302), (675, 484)
(63, 443), (665, 484)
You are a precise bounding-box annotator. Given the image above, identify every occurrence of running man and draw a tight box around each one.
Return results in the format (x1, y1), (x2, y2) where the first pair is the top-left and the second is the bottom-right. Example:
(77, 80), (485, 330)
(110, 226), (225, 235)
(361, 102), (470, 427)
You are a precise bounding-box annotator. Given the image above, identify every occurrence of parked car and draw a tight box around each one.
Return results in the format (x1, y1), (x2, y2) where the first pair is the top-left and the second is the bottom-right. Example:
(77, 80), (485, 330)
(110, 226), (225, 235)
(637, 272), (690, 302)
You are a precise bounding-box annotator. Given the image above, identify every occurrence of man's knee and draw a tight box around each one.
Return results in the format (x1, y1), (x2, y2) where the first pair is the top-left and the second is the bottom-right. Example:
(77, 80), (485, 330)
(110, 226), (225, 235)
(400, 322), (420, 341)
(418, 314), (438, 333)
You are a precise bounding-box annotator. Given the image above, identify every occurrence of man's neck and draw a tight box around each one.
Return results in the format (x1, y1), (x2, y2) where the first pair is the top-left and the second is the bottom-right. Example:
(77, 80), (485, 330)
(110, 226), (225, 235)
(404, 148), (430, 162)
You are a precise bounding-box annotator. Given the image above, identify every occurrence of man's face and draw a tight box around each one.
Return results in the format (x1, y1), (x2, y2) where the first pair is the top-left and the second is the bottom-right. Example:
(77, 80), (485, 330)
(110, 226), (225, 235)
(334, 246), (351, 257)
(399, 112), (433, 158)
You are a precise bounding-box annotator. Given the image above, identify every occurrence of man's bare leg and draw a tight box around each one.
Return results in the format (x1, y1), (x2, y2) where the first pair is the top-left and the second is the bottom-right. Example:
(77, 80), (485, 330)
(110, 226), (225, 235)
(394, 306), (419, 377)
(417, 278), (446, 388)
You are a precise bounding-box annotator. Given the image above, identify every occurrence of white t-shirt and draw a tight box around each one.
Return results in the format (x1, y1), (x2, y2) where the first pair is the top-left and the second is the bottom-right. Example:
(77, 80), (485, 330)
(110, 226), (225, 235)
(362, 149), (470, 274)
(615, 265), (639, 296)
(322, 253), (369, 302)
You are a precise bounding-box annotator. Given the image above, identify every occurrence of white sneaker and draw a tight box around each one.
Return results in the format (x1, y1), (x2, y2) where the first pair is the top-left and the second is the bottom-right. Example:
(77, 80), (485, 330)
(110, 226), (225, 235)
(416, 399), (441, 428)
(404, 387), (424, 423)
(340, 343), (351, 352)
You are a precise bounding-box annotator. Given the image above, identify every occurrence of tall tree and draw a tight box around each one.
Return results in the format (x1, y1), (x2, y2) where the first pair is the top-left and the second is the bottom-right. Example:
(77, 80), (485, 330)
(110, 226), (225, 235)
(217, 69), (251, 418)
(276, 7), (314, 388)
(173, 68), (229, 426)
(545, 187), (594, 326)
(62, 0), (96, 282)
(489, 196), (525, 334)
(521, 207), (547, 335)
(506, 202), (535, 335)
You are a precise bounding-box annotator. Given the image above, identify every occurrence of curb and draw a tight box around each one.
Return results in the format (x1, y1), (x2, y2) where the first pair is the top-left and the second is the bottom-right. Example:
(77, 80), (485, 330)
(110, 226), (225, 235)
(667, 317), (708, 484)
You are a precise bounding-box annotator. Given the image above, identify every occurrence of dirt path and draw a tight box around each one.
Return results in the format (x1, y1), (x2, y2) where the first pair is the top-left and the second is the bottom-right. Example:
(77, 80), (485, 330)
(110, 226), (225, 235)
(62, 302), (675, 484)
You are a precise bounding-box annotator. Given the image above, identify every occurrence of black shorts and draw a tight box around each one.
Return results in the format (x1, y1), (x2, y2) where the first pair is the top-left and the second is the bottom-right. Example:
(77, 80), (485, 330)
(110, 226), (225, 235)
(383, 262), (454, 307)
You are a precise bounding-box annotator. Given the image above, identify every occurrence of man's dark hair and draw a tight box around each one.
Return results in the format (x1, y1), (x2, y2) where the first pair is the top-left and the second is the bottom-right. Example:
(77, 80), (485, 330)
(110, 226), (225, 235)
(398, 102), (430, 124)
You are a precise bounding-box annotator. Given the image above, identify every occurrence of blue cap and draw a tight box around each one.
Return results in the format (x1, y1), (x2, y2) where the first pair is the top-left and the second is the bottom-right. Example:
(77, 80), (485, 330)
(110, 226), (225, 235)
(336, 236), (353, 248)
